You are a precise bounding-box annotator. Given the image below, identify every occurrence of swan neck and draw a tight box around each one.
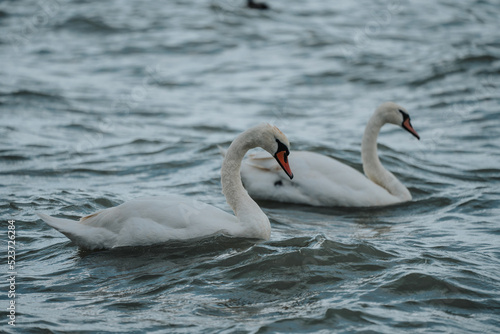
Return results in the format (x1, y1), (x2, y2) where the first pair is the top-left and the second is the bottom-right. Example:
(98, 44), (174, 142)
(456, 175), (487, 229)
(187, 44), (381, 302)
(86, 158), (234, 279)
(361, 115), (383, 173)
(221, 130), (270, 239)
(361, 113), (411, 201)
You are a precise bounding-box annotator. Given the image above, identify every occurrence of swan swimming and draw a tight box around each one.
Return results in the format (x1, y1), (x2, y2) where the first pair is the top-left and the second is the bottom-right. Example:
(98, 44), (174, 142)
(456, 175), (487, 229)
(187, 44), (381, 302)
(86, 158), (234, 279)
(38, 123), (293, 249)
(240, 102), (420, 207)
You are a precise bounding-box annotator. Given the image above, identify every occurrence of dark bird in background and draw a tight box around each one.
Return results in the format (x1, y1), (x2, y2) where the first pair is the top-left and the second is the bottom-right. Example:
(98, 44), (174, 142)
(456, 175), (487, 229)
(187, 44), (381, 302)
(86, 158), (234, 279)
(247, 0), (269, 10)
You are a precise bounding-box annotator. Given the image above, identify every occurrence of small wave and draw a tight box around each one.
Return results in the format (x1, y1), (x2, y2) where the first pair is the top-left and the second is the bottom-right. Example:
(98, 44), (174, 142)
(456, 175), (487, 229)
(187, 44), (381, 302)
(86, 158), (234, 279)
(409, 67), (465, 87)
(430, 86), (474, 98)
(55, 16), (121, 34)
(0, 153), (29, 161)
(466, 168), (500, 180)
(456, 54), (499, 65)
(104, 301), (151, 312)
(0, 89), (64, 101)
(101, 139), (168, 151)
(409, 52), (498, 87)
(426, 298), (500, 310)
(201, 236), (396, 283)
(292, 71), (344, 86)
(189, 124), (233, 133)
(59, 123), (113, 134)
(452, 187), (500, 211)
(258, 307), (382, 332)
(382, 272), (488, 298)
(0, 167), (118, 177)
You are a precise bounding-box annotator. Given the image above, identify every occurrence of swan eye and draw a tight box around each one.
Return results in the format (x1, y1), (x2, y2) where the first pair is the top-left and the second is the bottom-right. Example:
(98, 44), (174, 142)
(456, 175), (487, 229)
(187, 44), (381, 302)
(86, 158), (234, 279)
(398, 109), (409, 121)
(275, 139), (290, 156)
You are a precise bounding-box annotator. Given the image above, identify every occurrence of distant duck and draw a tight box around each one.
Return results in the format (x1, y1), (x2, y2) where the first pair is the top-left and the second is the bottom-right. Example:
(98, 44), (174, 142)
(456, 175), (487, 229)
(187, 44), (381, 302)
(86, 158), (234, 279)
(240, 102), (420, 207)
(247, 0), (269, 10)
(38, 123), (293, 249)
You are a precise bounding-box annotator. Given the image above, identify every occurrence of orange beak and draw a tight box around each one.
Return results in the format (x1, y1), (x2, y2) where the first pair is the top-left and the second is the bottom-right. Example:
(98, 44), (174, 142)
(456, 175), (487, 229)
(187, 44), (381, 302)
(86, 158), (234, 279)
(402, 118), (420, 140)
(274, 151), (294, 179)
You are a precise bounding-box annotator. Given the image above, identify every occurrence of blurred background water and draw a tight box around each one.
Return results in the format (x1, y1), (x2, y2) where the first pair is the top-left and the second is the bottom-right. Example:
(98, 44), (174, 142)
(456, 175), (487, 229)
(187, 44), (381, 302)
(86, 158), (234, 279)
(1, 0), (500, 332)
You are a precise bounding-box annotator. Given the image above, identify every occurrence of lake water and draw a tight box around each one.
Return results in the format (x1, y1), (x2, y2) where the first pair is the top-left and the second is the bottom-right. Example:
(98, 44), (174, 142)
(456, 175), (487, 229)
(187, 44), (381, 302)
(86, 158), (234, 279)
(1, 0), (500, 332)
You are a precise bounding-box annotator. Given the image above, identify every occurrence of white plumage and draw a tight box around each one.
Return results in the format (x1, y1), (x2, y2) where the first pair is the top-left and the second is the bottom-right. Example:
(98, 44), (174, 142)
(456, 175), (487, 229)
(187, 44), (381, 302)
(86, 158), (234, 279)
(240, 102), (420, 207)
(38, 123), (293, 249)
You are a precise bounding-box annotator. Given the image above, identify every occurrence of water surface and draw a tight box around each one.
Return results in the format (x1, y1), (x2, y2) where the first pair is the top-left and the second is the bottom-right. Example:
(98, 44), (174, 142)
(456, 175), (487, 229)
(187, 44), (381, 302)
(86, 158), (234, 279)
(1, 0), (500, 332)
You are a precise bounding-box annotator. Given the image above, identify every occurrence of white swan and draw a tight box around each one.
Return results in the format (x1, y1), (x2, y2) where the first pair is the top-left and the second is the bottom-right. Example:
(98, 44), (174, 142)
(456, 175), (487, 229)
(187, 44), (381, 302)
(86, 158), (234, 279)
(38, 123), (294, 250)
(240, 102), (420, 207)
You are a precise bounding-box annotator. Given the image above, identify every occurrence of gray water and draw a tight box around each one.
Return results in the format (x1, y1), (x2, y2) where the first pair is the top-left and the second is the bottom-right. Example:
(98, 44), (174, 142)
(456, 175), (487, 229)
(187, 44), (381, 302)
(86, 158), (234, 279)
(1, 0), (500, 332)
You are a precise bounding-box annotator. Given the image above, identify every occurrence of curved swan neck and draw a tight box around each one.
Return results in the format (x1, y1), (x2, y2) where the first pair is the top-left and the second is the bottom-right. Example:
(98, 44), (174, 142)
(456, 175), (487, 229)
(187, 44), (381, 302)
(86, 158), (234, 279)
(221, 128), (270, 239)
(361, 114), (383, 175)
(361, 113), (411, 201)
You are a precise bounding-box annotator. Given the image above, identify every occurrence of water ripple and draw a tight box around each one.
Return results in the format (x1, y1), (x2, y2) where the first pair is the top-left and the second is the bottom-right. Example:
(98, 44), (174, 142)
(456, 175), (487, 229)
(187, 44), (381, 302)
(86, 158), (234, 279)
(2, 0), (500, 333)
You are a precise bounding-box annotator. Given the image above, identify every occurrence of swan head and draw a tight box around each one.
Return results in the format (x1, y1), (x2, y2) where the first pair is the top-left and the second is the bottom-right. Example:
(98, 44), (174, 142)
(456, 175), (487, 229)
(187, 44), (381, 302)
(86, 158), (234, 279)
(255, 123), (294, 179)
(376, 102), (420, 140)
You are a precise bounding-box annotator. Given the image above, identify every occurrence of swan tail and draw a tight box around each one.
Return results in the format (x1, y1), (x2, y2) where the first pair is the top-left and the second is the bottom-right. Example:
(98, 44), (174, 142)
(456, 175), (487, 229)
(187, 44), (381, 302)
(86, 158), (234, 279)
(37, 213), (116, 250)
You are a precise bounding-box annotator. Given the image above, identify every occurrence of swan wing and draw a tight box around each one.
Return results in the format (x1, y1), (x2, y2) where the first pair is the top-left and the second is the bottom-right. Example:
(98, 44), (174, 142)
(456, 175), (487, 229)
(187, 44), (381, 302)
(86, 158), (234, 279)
(38, 213), (118, 250)
(39, 195), (241, 249)
(241, 151), (401, 207)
